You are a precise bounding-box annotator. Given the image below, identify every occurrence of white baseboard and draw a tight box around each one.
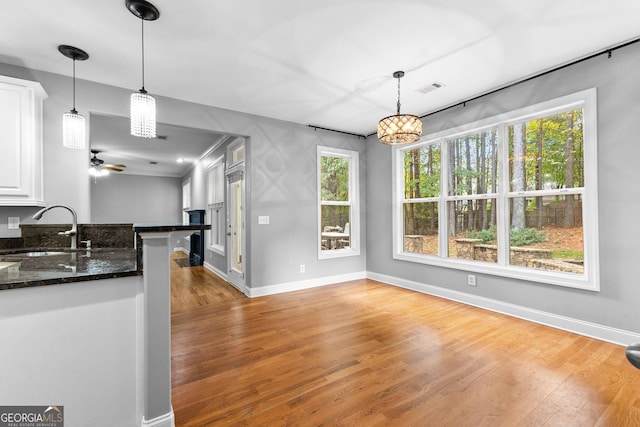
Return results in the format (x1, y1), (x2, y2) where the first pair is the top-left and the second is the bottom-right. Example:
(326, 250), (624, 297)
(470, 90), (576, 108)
(141, 409), (174, 427)
(202, 262), (251, 296)
(203, 261), (227, 281)
(249, 271), (367, 298)
(367, 271), (640, 347)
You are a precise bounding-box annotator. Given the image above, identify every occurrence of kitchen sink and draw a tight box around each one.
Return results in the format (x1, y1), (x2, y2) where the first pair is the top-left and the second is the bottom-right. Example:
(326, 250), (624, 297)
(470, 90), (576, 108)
(4, 251), (67, 257)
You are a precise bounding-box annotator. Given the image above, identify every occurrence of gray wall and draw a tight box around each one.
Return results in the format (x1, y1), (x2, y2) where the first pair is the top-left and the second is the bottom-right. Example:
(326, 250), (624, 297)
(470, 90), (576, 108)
(0, 61), (366, 289)
(366, 43), (640, 334)
(91, 174), (182, 224)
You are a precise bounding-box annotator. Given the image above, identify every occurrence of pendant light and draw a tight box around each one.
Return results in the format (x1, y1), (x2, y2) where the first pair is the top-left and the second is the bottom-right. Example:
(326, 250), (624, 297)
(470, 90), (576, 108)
(126, 0), (159, 138)
(377, 71), (422, 145)
(59, 45), (89, 149)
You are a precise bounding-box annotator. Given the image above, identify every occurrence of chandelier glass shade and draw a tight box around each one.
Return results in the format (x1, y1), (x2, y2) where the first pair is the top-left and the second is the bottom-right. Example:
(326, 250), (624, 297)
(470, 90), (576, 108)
(130, 89), (156, 138)
(63, 109), (86, 149)
(377, 113), (422, 145)
(127, 0), (159, 138)
(377, 71), (422, 145)
(58, 45), (89, 149)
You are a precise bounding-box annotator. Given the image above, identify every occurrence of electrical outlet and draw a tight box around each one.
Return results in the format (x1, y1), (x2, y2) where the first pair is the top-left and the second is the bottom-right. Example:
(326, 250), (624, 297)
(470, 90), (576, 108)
(258, 216), (270, 225)
(7, 217), (20, 230)
(299, 264), (305, 273)
(467, 274), (476, 286)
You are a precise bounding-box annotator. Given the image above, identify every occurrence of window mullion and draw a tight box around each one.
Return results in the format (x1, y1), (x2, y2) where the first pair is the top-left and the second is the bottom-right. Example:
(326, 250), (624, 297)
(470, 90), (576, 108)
(497, 123), (510, 266)
(439, 138), (448, 258)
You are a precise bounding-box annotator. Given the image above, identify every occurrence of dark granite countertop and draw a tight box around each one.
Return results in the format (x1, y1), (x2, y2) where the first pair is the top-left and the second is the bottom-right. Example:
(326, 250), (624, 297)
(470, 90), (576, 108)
(134, 223), (210, 232)
(0, 248), (140, 291)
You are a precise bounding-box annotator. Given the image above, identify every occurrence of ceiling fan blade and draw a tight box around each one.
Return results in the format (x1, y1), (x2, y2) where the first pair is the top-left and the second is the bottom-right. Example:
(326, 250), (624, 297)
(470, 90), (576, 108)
(109, 164), (127, 168)
(103, 165), (125, 172)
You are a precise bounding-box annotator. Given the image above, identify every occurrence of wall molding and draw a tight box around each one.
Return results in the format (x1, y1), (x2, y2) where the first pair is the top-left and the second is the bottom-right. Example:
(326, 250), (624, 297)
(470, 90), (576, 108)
(367, 271), (640, 347)
(249, 271), (367, 298)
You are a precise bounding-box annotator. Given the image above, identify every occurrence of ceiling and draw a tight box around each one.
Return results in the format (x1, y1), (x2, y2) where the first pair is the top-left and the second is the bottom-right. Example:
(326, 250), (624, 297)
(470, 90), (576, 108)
(90, 114), (234, 177)
(2, 1), (639, 141)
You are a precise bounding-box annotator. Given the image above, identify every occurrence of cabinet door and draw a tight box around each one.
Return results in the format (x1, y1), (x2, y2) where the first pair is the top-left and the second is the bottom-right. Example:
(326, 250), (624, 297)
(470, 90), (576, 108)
(0, 76), (46, 206)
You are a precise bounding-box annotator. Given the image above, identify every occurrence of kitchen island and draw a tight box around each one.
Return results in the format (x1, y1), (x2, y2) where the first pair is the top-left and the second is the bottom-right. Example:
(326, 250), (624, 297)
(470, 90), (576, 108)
(0, 223), (207, 427)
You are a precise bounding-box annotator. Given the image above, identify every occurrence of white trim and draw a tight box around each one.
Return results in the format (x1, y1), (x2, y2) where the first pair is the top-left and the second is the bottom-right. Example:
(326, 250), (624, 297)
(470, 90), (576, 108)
(392, 88), (599, 291)
(248, 271), (367, 298)
(317, 145), (361, 260)
(141, 409), (174, 427)
(203, 260), (228, 282)
(203, 261), (251, 296)
(367, 271), (640, 346)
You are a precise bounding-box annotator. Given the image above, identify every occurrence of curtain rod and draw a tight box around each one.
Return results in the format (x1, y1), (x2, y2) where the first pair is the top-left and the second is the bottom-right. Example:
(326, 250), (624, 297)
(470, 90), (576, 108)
(363, 37), (640, 138)
(308, 124), (367, 139)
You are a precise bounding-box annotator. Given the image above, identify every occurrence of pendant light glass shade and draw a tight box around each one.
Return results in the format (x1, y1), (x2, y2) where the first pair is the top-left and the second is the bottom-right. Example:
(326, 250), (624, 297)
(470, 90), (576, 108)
(377, 71), (422, 145)
(126, 0), (160, 138)
(58, 45), (89, 149)
(63, 109), (86, 149)
(130, 90), (156, 138)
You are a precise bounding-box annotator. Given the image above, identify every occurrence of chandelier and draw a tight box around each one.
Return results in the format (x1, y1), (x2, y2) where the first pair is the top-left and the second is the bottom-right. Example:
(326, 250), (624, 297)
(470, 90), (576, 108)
(126, 0), (160, 138)
(59, 45), (89, 149)
(377, 71), (422, 145)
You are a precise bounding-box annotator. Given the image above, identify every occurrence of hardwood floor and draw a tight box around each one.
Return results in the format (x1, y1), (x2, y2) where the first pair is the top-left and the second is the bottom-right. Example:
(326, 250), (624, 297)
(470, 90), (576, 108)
(170, 253), (640, 426)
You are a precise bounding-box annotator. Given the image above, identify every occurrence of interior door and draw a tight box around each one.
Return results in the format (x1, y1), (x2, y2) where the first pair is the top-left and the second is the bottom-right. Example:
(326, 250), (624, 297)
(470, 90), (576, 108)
(226, 168), (245, 289)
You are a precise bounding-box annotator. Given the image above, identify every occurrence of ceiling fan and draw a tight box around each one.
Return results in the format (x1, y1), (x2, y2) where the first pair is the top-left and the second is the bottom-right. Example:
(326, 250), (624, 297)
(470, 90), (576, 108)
(90, 149), (127, 175)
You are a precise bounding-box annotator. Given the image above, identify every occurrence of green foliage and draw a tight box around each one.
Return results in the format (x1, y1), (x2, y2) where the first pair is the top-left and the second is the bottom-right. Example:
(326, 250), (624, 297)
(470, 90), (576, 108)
(465, 225), (547, 247)
(321, 156), (349, 201)
(404, 145), (441, 199)
(552, 249), (584, 260)
(466, 225), (496, 243)
(510, 227), (547, 246)
(509, 109), (584, 191)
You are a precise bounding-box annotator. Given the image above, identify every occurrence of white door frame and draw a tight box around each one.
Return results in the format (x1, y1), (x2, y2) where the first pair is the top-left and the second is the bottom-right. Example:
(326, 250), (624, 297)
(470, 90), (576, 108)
(226, 163), (245, 290)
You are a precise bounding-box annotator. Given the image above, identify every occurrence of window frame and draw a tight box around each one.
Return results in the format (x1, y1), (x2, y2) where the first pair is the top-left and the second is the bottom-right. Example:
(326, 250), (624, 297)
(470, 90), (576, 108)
(182, 178), (191, 225)
(206, 156), (225, 256)
(317, 145), (360, 260)
(392, 88), (599, 291)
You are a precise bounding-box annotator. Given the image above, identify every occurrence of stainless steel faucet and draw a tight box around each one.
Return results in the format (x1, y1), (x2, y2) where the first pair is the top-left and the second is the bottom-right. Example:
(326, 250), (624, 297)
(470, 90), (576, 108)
(32, 205), (78, 250)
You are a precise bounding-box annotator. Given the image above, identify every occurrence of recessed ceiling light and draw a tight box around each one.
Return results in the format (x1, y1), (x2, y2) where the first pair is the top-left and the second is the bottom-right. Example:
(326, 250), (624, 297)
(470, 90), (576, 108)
(418, 82), (445, 94)
(176, 158), (184, 163)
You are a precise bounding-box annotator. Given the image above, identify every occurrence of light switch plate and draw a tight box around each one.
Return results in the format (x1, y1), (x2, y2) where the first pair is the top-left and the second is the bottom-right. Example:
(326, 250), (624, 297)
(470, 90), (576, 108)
(7, 217), (20, 230)
(258, 216), (270, 225)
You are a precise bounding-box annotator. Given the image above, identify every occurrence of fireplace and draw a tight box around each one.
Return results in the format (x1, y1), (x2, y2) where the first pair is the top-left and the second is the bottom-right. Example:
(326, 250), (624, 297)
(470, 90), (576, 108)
(187, 210), (205, 266)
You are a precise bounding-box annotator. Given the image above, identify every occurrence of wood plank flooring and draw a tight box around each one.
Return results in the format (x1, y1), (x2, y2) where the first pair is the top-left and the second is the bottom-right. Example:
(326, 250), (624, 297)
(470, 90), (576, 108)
(170, 253), (640, 426)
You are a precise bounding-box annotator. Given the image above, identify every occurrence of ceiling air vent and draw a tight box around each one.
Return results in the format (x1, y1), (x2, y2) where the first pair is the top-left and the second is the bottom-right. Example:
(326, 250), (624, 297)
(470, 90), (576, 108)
(418, 82), (444, 94)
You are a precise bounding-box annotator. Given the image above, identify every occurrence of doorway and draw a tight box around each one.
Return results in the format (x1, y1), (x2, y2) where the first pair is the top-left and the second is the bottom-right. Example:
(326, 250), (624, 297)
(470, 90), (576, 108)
(226, 140), (245, 290)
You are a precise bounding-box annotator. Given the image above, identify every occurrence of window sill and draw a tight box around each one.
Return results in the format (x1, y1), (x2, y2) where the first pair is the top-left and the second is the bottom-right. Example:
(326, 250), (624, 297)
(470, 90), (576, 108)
(393, 251), (597, 291)
(208, 245), (225, 256)
(319, 247), (360, 260)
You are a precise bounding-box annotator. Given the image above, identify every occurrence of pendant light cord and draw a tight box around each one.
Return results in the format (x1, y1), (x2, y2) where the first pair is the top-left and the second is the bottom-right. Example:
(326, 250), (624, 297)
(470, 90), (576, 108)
(141, 18), (146, 92)
(72, 58), (76, 112)
(396, 75), (401, 115)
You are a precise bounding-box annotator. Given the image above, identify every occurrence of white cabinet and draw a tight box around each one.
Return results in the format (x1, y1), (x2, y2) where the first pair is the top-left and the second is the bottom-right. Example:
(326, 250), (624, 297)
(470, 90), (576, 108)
(0, 75), (47, 206)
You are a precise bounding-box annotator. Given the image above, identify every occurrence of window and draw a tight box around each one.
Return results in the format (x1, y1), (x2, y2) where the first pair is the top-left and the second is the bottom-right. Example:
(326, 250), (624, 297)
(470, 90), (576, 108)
(393, 89), (599, 290)
(318, 146), (360, 259)
(207, 157), (225, 255)
(182, 179), (191, 225)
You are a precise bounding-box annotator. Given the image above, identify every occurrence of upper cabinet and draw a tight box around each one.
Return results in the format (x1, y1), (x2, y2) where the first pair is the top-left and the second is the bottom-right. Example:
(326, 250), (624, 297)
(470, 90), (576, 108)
(0, 75), (47, 206)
